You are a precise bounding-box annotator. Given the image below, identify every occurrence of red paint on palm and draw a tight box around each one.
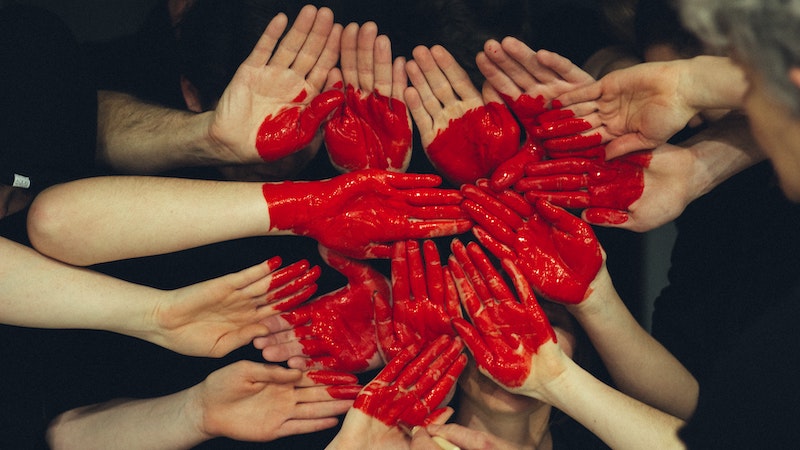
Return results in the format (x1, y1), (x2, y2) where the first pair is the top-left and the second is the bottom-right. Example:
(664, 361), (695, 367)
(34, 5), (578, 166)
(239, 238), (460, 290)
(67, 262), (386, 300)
(376, 240), (460, 360)
(255, 89), (344, 161)
(448, 239), (555, 388)
(262, 170), (472, 259)
(425, 102), (520, 186)
(324, 84), (412, 172)
(354, 335), (466, 427)
(278, 248), (389, 372)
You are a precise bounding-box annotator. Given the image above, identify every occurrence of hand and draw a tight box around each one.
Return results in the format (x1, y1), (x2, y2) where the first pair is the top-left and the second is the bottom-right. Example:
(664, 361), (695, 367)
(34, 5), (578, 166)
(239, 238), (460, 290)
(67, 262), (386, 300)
(189, 361), (360, 443)
(156, 256), (320, 357)
(376, 239), (461, 361)
(326, 335), (466, 450)
(405, 45), (521, 186)
(461, 181), (603, 304)
(411, 423), (521, 450)
(516, 150), (650, 225)
(208, 5), (344, 163)
(254, 245), (389, 372)
(324, 22), (413, 173)
(262, 169), (473, 259)
(477, 39), (597, 190)
(447, 239), (564, 395)
(554, 60), (701, 159)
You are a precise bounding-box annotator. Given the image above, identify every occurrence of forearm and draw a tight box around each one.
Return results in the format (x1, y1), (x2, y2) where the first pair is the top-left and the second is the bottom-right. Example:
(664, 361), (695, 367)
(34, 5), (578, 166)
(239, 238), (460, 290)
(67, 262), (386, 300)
(538, 358), (687, 450)
(47, 390), (207, 450)
(682, 112), (764, 200)
(27, 176), (270, 265)
(96, 91), (221, 174)
(570, 267), (698, 419)
(679, 56), (747, 113)
(0, 238), (164, 339)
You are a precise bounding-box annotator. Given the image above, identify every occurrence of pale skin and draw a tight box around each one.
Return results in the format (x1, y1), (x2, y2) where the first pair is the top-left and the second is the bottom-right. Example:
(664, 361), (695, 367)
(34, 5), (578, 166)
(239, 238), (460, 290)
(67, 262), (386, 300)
(47, 361), (357, 450)
(554, 55), (748, 159)
(0, 237), (317, 357)
(96, 5), (342, 174)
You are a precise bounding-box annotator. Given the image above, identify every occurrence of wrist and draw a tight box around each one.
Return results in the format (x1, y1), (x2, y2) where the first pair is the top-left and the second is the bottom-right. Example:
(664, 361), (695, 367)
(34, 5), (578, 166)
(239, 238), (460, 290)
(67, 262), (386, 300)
(682, 56), (747, 112)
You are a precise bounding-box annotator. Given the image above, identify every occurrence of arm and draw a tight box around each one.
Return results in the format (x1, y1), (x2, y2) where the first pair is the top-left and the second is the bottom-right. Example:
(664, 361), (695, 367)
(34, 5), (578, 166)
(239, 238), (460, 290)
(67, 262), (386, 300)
(0, 237), (318, 357)
(97, 6), (343, 174)
(447, 239), (686, 450)
(323, 22), (413, 172)
(555, 56), (748, 159)
(27, 170), (471, 265)
(47, 361), (360, 450)
(461, 187), (698, 418)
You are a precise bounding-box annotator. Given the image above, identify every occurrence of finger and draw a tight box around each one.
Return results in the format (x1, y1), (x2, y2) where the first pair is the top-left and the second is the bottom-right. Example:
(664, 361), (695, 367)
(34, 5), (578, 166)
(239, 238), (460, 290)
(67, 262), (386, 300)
(583, 207), (630, 227)
(554, 79), (603, 107)
(430, 45), (481, 103)
(500, 36), (555, 85)
(356, 22), (379, 91)
(304, 370), (360, 387)
(269, 5), (319, 68)
(242, 13), (289, 67)
(260, 338), (307, 362)
(391, 56), (408, 102)
(523, 191), (590, 209)
(339, 22), (360, 87)
(307, 22), (343, 91)
(477, 43), (523, 100)
(465, 242), (515, 302)
(272, 417), (342, 440)
(373, 34), (394, 95)
(406, 239), (429, 304)
(290, 7), (336, 76)
(422, 240), (445, 306)
(535, 48), (594, 85)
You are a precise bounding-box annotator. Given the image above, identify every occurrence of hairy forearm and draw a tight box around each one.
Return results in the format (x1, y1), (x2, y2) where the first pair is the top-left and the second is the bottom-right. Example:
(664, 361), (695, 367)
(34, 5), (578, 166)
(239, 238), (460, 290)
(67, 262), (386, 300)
(570, 267), (698, 420)
(47, 390), (206, 450)
(96, 91), (219, 174)
(27, 176), (270, 265)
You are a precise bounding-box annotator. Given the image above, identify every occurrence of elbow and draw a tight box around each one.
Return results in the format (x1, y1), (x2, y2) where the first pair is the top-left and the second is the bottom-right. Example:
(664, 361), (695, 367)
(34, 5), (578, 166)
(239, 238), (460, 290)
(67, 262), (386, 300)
(27, 185), (93, 266)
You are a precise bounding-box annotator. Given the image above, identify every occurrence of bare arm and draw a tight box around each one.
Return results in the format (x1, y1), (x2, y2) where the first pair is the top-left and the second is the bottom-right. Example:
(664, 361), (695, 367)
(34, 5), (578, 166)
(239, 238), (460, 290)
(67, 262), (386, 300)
(47, 361), (357, 450)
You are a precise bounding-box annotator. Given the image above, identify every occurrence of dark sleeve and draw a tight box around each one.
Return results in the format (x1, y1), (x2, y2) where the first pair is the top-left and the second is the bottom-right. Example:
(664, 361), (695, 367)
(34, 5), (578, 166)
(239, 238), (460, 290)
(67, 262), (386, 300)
(679, 283), (800, 449)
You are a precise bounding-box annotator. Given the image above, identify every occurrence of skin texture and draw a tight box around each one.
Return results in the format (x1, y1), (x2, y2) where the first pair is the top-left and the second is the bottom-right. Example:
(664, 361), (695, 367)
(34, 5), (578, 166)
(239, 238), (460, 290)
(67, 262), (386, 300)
(262, 169), (473, 259)
(448, 239), (557, 389)
(375, 239), (461, 361)
(405, 45), (521, 186)
(476, 38), (596, 190)
(255, 245), (388, 372)
(324, 22), (412, 172)
(461, 181), (602, 304)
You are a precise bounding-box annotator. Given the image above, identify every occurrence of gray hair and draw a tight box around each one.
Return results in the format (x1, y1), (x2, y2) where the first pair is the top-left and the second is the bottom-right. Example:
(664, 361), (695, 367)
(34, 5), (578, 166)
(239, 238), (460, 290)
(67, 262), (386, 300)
(679, 0), (800, 115)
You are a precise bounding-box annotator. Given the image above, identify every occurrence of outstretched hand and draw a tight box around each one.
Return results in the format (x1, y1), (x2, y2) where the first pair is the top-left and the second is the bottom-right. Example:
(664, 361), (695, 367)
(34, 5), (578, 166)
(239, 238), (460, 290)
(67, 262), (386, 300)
(254, 245), (389, 372)
(376, 239), (461, 361)
(208, 5), (344, 164)
(326, 335), (466, 450)
(156, 256), (320, 357)
(324, 22), (412, 173)
(188, 361), (359, 443)
(461, 181), (603, 304)
(405, 45), (520, 186)
(554, 60), (700, 160)
(477, 39), (597, 190)
(448, 239), (563, 395)
(262, 169), (473, 259)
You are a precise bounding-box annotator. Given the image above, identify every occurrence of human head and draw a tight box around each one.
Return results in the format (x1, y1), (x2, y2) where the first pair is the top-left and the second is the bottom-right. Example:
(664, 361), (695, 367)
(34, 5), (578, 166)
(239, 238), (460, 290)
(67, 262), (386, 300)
(679, 0), (800, 200)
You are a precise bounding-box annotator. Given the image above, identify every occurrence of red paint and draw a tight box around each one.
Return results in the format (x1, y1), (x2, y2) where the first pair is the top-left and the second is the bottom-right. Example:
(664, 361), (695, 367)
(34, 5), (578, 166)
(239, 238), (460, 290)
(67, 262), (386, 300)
(255, 89), (344, 162)
(518, 150), (652, 218)
(376, 240), (459, 360)
(266, 262), (321, 312)
(425, 102), (521, 186)
(354, 335), (466, 426)
(278, 249), (390, 372)
(448, 239), (556, 388)
(307, 370), (362, 400)
(261, 170), (472, 259)
(324, 84), (412, 172)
